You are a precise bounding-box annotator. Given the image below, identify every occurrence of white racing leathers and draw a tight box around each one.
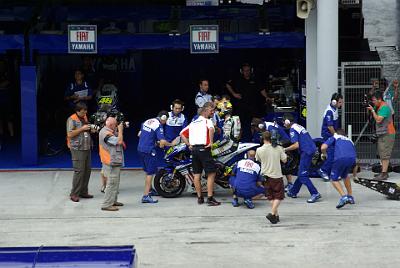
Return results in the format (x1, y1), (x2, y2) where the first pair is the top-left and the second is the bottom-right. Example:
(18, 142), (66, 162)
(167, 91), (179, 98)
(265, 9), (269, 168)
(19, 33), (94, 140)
(212, 115), (241, 157)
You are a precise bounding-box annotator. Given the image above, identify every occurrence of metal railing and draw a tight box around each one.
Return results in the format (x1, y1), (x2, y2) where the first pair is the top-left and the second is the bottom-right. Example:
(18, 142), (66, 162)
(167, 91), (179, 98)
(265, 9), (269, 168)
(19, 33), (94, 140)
(341, 61), (400, 163)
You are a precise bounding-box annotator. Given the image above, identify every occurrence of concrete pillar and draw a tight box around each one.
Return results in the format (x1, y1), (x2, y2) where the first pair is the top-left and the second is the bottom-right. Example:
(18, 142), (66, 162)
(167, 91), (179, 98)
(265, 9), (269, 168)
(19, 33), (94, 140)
(315, 0), (338, 136)
(305, 7), (318, 137)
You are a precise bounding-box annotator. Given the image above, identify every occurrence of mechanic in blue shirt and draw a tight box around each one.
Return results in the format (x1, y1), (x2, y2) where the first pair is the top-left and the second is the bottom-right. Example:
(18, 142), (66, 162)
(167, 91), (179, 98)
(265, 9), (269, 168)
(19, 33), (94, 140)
(251, 118), (294, 191)
(318, 93), (343, 181)
(283, 114), (321, 203)
(253, 120), (290, 144)
(321, 129), (356, 209)
(137, 110), (176, 204)
(64, 68), (93, 109)
(165, 99), (188, 143)
(229, 150), (265, 209)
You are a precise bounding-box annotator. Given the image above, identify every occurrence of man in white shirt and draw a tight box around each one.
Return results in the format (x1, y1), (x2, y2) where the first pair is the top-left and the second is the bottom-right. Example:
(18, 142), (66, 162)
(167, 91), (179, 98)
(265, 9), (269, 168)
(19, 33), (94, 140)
(180, 102), (220, 206)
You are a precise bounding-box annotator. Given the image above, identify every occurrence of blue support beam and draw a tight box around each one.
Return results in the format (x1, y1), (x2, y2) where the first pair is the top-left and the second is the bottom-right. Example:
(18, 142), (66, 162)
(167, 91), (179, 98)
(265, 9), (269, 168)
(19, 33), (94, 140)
(20, 66), (38, 166)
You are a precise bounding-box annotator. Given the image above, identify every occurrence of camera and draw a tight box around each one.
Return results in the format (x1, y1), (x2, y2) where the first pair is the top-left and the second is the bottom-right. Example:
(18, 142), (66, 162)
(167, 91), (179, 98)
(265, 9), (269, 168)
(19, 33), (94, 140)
(107, 110), (130, 128)
(370, 134), (378, 144)
(271, 129), (278, 147)
(89, 124), (101, 132)
(361, 94), (374, 108)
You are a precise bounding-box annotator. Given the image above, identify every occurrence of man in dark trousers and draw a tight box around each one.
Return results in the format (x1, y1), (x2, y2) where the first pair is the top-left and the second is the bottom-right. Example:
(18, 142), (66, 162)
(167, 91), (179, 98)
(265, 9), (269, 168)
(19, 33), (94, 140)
(283, 114), (321, 203)
(66, 102), (93, 202)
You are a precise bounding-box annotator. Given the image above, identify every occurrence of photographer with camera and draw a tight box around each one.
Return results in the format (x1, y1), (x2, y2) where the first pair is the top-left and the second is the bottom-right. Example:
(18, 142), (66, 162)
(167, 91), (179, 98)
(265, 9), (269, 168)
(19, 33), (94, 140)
(367, 91), (396, 181)
(256, 131), (287, 224)
(99, 117), (124, 211)
(66, 102), (93, 202)
(251, 117), (294, 192)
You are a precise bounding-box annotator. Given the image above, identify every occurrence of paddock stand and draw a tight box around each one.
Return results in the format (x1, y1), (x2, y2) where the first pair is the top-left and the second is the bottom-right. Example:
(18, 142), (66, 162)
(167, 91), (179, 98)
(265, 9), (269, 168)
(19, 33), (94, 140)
(354, 177), (400, 200)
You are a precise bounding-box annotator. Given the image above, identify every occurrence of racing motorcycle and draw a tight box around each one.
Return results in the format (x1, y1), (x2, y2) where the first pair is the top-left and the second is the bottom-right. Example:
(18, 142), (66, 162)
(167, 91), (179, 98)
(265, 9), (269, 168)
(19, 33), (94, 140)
(89, 82), (129, 129)
(153, 142), (260, 198)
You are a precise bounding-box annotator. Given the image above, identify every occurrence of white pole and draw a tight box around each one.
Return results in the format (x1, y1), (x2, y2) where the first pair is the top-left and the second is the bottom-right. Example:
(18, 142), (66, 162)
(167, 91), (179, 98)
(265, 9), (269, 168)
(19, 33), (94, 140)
(316, 0), (339, 136)
(305, 7), (318, 136)
(348, 124), (352, 140)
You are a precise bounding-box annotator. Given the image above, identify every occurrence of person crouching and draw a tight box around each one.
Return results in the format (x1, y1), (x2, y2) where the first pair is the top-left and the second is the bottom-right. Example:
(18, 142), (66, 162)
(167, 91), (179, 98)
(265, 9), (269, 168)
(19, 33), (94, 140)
(229, 150), (265, 209)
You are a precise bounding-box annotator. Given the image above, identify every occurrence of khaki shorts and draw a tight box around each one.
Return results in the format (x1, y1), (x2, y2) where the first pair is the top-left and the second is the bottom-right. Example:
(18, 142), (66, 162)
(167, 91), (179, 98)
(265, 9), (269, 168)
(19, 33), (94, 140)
(377, 134), (395, 160)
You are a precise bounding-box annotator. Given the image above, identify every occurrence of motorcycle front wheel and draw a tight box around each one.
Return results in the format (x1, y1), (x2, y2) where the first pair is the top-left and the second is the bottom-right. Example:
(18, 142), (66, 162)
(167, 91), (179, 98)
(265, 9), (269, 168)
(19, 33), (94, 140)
(154, 169), (186, 198)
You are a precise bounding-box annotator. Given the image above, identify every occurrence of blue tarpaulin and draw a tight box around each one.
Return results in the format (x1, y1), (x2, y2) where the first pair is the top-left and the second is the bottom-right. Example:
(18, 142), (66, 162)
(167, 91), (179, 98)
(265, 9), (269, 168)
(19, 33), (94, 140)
(0, 35), (24, 53)
(30, 32), (304, 54)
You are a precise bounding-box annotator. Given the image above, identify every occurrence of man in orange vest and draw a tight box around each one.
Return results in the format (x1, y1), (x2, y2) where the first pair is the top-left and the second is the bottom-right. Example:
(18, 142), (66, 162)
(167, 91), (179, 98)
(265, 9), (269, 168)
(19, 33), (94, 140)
(99, 116), (124, 211)
(66, 102), (93, 202)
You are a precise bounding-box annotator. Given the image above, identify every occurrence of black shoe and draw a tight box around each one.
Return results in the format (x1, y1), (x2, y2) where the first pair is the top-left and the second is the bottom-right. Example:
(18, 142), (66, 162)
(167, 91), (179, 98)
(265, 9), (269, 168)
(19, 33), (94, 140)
(375, 173), (388, 181)
(207, 197), (221, 206)
(266, 213), (279, 224)
(197, 196), (204, 205)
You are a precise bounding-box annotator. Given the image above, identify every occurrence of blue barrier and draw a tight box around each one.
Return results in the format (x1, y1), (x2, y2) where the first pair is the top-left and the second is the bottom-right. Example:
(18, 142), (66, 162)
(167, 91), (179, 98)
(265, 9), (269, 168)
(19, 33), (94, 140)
(0, 246), (137, 268)
(20, 66), (38, 166)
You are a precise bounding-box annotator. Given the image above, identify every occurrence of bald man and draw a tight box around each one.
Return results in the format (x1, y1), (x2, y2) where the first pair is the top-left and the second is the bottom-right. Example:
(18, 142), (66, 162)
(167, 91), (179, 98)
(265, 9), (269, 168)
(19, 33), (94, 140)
(99, 117), (124, 211)
(229, 150), (265, 209)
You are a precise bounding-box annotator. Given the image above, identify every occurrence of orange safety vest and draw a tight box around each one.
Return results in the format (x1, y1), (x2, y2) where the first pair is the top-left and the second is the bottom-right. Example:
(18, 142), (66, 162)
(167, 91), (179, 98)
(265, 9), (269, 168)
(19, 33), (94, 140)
(66, 113), (88, 149)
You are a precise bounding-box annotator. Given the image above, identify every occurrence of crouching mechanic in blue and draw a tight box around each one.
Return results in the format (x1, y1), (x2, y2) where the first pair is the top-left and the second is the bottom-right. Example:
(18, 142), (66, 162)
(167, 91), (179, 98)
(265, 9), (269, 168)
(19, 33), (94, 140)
(229, 150), (265, 209)
(283, 114), (322, 203)
(137, 111), (177, 203)
(321, 129), (356, 209)
(318, 93), (343, 181)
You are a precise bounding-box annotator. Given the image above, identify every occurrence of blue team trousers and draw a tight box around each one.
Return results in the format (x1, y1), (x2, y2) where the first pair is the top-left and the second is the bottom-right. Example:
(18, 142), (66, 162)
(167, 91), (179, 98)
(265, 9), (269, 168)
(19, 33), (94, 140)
(291, 152), (319, 196)
(320, 144), (334, 175)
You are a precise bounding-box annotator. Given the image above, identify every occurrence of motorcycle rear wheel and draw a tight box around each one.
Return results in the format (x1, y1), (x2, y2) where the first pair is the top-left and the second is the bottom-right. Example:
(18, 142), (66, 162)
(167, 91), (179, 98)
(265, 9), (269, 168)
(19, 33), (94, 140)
(154, 169), (186, 198)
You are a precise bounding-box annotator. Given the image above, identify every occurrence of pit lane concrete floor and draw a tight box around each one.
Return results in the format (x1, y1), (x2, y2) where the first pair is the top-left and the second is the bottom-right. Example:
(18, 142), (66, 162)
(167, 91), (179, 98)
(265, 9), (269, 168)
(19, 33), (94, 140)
(0, 170), (399, 268)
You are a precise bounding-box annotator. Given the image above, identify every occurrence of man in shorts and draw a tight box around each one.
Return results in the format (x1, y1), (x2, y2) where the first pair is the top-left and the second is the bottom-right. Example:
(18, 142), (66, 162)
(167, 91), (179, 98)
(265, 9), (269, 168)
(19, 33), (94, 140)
(321, 129), (356, 209)
(256, 131), (287, 224)
(180, 102), (221, 206)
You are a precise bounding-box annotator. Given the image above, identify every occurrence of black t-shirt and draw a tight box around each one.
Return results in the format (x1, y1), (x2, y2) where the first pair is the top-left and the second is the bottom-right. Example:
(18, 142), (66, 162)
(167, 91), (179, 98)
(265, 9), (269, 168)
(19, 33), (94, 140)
(230, 76), (265, 117)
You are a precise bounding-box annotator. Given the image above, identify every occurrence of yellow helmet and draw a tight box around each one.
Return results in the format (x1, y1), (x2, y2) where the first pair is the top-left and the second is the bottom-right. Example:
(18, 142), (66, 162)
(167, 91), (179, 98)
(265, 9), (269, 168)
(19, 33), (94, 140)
(217, 101), (233, 117)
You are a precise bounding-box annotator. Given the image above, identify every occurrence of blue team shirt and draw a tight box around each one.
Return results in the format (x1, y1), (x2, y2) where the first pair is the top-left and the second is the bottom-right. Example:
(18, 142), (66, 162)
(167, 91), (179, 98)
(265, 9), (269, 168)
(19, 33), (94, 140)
(289, 123), (316, 155)
(164, 111), (188, 142)
(264, 122), (290, 141)
(64, 81), (92, 107)
(231, 158), (263, 190)
(324, 134), (356, 162)
(321, 104), (339, 140)
(137, 118), (166, 153)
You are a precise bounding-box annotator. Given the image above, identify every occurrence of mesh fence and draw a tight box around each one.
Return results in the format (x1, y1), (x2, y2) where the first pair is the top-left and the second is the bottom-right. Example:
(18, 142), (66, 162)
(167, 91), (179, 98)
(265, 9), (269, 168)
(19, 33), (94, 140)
(341, 61), (400, 164)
